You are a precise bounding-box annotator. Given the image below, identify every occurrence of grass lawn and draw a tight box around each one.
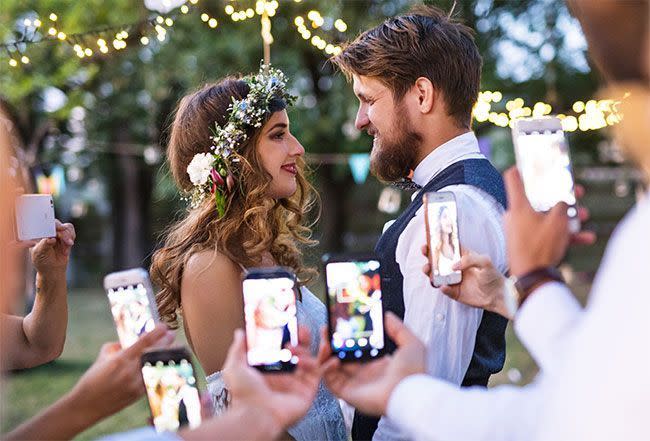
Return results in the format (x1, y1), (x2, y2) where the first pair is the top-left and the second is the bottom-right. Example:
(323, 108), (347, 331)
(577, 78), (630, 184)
(1, 281), (592, 439)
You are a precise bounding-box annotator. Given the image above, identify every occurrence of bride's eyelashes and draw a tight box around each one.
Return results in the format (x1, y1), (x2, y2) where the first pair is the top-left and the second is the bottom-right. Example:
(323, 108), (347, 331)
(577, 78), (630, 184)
(270, 130), (287, 141)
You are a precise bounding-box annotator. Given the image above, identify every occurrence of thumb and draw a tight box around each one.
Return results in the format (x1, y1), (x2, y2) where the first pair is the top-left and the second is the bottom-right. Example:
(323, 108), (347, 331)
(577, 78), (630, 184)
(504, 167), (531, 211)
(123, 324), (168, 358)
(384, 312), (419, 348)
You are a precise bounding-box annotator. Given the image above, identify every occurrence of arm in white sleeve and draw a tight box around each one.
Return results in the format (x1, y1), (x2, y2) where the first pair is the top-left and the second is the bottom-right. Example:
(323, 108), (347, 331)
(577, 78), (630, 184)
(514, 282), (583, 373)
(386, 374), (542, 441)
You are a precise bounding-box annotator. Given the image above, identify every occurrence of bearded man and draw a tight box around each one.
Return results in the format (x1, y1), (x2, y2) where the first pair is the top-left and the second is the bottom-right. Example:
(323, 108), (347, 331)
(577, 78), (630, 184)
(332, 6), (508, 440)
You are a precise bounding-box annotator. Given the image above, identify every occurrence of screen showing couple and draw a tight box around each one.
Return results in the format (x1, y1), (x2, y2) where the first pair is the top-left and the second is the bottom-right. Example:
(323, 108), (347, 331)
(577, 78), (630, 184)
(243, 277), (299, 367)
(326, 260), (384, 359)
(107, 284), (156, 348)
(517, 130), (576, 212)
(426, 200), (461, 278)
(142, 358), (202, 433)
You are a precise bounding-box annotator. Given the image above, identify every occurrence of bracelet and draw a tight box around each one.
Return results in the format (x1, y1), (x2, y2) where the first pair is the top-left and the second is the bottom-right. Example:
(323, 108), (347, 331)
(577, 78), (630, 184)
(515, 266), (565, 307)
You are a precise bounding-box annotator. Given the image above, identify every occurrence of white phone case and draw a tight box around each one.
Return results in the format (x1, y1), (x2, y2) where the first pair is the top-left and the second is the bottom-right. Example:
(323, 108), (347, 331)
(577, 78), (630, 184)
(15, 194), (56, 241)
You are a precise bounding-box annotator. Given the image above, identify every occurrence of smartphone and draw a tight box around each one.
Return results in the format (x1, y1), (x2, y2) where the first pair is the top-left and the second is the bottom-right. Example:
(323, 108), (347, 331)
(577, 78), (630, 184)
(423, 191), (462, 287)
(512, 116), (580, 233)
(103, 268), (160, 349)
(323, 254), (385, 362)
(14, 194), (56, 241)
(141, 347), (203, 433)
(242, 267), (299, 372)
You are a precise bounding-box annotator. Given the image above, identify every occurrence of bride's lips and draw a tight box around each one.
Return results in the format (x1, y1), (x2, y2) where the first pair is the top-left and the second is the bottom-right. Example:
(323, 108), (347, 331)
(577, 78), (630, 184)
(281, 163), (297, 175)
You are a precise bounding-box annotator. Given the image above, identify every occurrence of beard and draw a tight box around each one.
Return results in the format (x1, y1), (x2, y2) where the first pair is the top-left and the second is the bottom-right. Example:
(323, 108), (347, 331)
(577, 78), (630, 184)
(369, 113), (423, 183)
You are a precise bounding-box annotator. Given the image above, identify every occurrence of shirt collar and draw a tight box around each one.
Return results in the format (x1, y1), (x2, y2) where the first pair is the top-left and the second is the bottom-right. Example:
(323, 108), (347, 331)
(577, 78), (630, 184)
(412, 131), (482, 187)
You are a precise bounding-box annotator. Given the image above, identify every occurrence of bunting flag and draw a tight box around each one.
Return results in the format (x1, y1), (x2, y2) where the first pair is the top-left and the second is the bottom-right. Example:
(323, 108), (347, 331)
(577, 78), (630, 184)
(348, 153), (370, 184)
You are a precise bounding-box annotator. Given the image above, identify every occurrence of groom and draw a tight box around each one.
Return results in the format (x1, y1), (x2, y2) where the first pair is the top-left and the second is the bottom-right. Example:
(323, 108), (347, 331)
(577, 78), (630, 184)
(332, 6), (508, 440)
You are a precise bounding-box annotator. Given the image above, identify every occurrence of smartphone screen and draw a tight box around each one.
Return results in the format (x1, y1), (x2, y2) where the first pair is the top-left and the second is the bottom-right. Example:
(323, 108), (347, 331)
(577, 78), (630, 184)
(242, 269), (299, 372)
(424, 192), (462, 286)
(513, 123), (578, 217)
(324, 257), (385, 361)
(107, 283), (157, 348)
(141, 349), (202, 433)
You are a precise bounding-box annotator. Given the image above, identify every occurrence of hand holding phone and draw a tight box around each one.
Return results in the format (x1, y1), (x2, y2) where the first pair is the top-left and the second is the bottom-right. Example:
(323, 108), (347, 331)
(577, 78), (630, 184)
(423, 192), (462, 288)
(141, 347), (203, 433)
(242, 267), (299, 372)
(323, 254), (385, 362)
(511, 116), (580, 233)
(104, 268), (160, 349)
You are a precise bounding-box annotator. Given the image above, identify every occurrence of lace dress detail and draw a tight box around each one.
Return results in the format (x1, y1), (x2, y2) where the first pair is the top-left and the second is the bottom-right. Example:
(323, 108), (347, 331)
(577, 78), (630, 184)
(206, 286), (347, 441)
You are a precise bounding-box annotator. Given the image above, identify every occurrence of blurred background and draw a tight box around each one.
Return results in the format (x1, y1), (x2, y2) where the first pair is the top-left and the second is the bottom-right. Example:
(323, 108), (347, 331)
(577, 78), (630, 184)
(1, 0), (642, 439)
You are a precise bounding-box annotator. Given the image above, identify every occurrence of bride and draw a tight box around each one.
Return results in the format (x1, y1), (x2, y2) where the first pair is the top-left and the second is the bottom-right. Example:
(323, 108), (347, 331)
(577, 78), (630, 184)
(150, 65), (346, 440)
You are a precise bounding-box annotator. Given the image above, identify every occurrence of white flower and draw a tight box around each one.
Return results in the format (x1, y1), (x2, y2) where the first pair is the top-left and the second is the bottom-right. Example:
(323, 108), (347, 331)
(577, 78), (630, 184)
(187, 153), (214, 186)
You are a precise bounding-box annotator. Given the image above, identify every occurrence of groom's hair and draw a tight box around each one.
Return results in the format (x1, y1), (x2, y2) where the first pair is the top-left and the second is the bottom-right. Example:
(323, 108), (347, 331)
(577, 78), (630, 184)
(332, 5), (481, 129)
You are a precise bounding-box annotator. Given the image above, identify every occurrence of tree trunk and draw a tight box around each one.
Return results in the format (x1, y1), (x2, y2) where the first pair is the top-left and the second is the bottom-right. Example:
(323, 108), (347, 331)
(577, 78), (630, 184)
(110, 131), (154, 270)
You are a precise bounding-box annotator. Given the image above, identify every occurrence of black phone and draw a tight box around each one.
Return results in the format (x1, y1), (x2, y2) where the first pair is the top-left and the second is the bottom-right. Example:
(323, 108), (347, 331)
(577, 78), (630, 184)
(242, 266), (299, 372)
(141, 347), (202, 433)
(323, 254), (386, 362)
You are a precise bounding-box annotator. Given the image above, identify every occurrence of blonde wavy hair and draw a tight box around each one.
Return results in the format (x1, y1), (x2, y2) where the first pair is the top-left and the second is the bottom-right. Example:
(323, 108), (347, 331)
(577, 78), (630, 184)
(150, 77), (318, 328)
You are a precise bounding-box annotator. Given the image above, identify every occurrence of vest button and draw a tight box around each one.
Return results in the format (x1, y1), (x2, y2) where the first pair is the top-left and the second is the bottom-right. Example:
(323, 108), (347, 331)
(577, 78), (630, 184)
(435, 313), (445, 322)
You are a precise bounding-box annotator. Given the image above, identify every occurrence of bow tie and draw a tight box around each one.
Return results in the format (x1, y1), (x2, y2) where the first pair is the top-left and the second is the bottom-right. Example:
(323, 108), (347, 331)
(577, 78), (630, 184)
(390, 177), (422, 191)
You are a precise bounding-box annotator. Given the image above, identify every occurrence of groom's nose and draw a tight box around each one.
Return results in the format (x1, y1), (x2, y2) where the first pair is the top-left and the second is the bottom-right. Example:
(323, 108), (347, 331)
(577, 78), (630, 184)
(355, 104), (370, 131)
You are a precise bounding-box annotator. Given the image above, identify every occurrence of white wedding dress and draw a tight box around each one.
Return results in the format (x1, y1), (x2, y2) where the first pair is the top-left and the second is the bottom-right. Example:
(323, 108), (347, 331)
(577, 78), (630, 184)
(206, 286), (347, 441)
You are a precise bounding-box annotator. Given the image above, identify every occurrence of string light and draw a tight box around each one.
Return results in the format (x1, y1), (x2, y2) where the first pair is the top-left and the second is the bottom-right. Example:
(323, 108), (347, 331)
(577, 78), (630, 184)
(49, 13), (57, 21)
(472, 90), (624, 132)
(293, 13), (342, 56)
(21, 55), (30, 64)
(9, 58), (18, 67)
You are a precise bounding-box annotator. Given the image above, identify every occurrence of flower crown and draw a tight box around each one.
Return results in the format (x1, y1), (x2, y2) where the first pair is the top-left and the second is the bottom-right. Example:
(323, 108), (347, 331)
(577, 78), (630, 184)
(185, 63), (296, 217)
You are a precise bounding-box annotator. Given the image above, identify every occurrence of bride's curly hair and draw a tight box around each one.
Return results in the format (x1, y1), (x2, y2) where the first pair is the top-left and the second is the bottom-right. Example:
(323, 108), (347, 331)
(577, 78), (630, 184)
(150, 77), (318, 328)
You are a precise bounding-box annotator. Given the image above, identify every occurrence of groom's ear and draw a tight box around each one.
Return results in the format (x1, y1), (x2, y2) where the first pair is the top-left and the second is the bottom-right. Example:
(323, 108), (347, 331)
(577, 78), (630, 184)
(412, 77), (436, 114)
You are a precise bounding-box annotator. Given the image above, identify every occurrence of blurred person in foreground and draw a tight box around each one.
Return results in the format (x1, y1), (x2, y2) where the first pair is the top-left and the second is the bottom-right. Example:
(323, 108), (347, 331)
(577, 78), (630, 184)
(320, 1), (650, 440)
(0, 116), (76, 371)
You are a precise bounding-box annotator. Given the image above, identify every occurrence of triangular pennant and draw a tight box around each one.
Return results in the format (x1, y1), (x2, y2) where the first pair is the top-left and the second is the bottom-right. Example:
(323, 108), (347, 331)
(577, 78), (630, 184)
(348, 153), (370, 184)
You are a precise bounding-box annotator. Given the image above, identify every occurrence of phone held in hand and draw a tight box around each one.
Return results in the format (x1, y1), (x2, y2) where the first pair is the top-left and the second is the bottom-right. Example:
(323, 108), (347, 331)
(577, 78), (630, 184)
(511, 116), (580, 233)
(242, 266), (299, 373)
(323, 254), (385, 362)
(141, 347), (203, 433)
(423, 191), (462, 288)
(14, 194), (56, 241)
(103, 268), (160, 349)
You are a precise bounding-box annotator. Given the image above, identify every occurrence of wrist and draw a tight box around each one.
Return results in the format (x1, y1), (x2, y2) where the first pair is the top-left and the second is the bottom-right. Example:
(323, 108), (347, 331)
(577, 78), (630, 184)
(235, 404), (284, 440)
(36, 270), (67, 285)
(504, 266), (565, 317)
(59, 388), (104, 432)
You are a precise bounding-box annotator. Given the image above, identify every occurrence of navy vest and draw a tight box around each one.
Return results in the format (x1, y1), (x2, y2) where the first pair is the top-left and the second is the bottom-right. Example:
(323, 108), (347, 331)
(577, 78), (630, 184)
(352, 158), (509, 441)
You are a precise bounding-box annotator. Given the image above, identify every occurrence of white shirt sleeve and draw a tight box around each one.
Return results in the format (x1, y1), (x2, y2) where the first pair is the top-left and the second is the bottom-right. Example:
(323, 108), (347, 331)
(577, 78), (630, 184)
(535, 199), (650, 441)
(386, 374), (542, 441)
(513, 282), (583, 373)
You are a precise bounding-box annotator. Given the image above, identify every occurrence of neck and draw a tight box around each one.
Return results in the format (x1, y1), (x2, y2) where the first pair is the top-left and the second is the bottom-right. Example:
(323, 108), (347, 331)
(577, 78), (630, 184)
(414, 122), (470, 167)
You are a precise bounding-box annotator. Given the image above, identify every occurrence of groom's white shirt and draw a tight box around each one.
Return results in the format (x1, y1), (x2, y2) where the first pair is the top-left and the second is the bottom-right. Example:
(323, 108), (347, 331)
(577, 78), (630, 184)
(374, 132), (507, 441)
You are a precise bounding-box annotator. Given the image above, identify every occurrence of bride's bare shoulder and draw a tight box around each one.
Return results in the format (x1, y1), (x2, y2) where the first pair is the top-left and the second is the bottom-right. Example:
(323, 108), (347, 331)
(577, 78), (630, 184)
(181, 249), (242, 295)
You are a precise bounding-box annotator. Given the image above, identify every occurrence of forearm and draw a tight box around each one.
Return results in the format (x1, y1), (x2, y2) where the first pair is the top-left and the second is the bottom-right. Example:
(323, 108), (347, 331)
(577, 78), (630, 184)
(6, 388), (102, 440)
(179, 405), (283, 441)
(387, 374), (541, 441)
(21, 270), (69, 364)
